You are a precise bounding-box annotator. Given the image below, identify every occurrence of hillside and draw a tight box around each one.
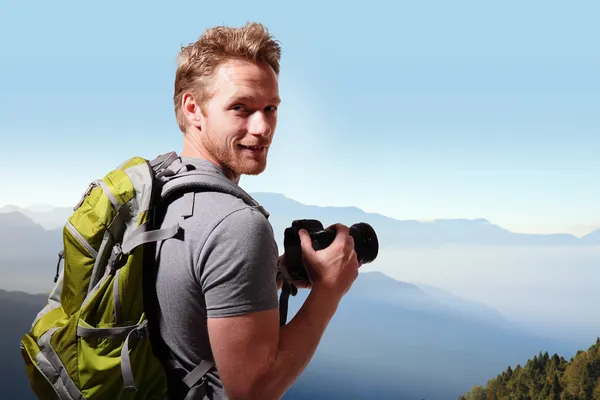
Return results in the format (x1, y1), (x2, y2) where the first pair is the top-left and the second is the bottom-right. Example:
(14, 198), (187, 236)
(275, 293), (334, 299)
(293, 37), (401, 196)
(459, 339), (600, 399)
(0, 289), (48, 400)
(280, 272), (575, 400)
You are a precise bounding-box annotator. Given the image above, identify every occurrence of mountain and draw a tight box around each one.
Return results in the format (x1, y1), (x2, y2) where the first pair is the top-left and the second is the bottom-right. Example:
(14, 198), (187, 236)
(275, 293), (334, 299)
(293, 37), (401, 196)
(250, 192), (597, 248)
(0, 212), (63, 292)
(414, 281), (516, 332)
(459, 339), (600, 399)
(582, 228), (600, 244)
(0, 211), (62, 253)
(0, 205), (72, 230)
(0, 289), (48, 400)
(339, 271), (512, 333)
(281, 271), (576, 400)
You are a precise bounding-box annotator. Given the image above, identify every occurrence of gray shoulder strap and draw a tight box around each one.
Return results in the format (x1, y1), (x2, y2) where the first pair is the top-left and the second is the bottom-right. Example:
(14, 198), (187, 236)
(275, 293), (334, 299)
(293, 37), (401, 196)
(155, 156), (270, 218)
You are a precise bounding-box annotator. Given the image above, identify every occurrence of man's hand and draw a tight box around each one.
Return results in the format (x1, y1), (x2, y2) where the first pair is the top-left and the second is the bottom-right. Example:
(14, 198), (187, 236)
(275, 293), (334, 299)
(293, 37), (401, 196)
(298, 223), (360, 297)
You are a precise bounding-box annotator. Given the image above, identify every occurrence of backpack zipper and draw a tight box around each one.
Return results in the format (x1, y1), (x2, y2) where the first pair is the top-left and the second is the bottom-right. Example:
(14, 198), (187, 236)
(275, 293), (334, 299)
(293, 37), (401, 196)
(65, 221), (98, 258)
(73, 181), (99, 211)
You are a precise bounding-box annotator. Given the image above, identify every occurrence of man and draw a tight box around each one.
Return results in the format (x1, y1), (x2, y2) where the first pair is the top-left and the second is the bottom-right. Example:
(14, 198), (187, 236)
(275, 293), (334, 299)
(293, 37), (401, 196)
(151, 22), (361, 400)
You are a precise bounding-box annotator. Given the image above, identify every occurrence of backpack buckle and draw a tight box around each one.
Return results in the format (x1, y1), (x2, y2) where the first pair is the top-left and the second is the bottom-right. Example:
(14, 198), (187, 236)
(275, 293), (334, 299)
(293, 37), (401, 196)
(156, 168), (175, 180)
(108, 243), (125, 272)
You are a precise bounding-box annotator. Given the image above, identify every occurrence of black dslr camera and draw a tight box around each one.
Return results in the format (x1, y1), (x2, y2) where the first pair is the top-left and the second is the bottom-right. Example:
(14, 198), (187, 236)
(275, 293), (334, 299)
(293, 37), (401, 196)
(277, 219), (379, 326)
(281, 219), (379, 284)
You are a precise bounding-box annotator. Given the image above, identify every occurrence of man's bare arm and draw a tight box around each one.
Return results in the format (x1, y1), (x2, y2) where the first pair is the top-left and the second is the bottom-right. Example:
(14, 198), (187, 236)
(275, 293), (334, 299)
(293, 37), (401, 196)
(207, 285), (339, 400)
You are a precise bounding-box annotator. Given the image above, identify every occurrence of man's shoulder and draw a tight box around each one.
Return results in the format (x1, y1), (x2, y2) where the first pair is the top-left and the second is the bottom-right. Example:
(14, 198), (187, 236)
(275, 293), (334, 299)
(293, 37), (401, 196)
(192, 190), (269, 228)
(160, 190), (272, 238)
(155, 188), (277, 285)
(198, 191), (274, 243)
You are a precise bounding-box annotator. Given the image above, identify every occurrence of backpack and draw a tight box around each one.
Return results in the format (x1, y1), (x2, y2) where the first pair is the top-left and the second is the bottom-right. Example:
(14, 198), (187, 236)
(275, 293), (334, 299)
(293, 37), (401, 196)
(19, 151), (277, 400)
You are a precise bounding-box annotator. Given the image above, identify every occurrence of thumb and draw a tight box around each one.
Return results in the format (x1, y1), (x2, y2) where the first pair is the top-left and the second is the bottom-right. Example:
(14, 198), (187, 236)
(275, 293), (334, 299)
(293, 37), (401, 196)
(298, 229), (316, 259)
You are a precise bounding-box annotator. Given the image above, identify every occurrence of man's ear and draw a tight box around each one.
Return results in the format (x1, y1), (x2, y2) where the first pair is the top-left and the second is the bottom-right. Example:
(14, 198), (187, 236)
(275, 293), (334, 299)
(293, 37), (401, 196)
(182, 92), (204, 130)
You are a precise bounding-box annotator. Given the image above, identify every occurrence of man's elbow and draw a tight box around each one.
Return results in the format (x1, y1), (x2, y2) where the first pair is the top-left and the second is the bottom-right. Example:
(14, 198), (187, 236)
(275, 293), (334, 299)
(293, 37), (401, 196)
(223, 368), (280, 400)
(226, 387), (270, 400)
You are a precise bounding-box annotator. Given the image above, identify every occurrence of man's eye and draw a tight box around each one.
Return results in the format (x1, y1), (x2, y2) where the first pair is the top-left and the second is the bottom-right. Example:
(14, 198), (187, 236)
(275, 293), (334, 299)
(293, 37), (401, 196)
(232, 105), (246, 112)
(266, 106), (278, 112)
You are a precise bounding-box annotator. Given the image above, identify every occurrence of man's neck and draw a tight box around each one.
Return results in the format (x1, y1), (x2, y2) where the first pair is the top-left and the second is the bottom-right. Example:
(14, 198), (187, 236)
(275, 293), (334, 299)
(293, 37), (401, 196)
(181, 138), (241, 185)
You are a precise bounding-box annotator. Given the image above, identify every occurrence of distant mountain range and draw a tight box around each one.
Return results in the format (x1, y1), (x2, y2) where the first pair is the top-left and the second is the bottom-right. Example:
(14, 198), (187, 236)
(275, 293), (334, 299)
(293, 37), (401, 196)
(0, 272), (577, 400)
(249, 193), (600, 248)
(2, 192), (599, 253)
(2, 193), (598, 295)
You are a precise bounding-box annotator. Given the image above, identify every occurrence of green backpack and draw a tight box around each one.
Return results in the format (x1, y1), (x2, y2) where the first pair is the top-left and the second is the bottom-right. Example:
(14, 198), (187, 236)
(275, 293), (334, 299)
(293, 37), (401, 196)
(20, 151), (268, 400)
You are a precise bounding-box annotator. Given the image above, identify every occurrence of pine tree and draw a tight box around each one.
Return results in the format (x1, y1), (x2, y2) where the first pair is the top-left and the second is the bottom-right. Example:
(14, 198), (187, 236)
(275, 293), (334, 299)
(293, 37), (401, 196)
(582, 363), (594, 398)
(550, 371), (561, 400)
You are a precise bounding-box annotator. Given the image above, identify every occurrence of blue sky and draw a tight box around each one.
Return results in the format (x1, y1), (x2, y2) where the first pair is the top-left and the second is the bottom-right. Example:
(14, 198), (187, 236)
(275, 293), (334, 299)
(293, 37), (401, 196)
(0, 0), (598, 236)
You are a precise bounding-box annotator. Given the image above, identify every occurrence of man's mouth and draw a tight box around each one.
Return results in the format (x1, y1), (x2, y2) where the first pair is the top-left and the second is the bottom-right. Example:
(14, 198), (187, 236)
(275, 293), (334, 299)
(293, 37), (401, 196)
(238, 144), (267, 151)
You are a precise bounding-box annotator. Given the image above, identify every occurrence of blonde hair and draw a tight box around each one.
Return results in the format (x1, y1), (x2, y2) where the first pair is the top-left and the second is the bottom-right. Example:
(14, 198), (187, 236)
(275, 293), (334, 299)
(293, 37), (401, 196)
(173, 22), (282, 132)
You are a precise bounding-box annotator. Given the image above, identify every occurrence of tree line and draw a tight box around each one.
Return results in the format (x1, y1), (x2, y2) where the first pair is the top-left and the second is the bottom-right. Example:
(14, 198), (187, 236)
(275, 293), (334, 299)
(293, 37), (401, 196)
(459, 338), (600, 399)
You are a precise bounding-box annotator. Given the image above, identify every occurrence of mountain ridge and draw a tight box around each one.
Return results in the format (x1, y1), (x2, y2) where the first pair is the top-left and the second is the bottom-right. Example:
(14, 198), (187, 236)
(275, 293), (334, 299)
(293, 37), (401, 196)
(4, 192), (598, 244)
(250, 192), (599, 245)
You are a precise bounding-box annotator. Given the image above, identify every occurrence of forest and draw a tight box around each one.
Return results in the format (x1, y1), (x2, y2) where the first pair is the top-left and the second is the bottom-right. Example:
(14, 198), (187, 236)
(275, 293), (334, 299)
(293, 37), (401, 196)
(459, 338), (600, 399)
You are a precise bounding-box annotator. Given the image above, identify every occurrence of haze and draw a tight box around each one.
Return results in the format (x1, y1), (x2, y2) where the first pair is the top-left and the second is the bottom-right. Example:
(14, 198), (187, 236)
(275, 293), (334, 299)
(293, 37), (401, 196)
(367, 244), (600, 344)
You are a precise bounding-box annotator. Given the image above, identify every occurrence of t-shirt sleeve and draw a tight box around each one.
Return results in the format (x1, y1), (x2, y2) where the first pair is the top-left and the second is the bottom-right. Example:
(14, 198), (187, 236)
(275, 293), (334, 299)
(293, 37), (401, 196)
(197, 206), (280, 318)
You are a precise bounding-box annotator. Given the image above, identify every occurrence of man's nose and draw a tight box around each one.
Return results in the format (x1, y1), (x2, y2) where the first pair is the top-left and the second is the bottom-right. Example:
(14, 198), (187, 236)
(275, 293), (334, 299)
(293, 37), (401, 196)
(248, 112), (272, 137)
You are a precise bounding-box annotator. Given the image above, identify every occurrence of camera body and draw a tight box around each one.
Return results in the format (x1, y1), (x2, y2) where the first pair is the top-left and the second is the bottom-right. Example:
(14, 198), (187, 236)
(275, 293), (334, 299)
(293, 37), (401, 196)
(281, 219), (379, 285)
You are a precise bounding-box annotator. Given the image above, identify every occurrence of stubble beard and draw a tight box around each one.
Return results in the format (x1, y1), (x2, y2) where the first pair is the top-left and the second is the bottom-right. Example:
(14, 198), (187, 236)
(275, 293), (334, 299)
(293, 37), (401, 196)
(202, 130), (267, 177)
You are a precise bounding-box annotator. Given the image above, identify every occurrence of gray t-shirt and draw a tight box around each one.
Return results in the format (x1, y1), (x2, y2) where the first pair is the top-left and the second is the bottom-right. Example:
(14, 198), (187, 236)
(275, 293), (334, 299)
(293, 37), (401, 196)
(151, 157), (280, 399)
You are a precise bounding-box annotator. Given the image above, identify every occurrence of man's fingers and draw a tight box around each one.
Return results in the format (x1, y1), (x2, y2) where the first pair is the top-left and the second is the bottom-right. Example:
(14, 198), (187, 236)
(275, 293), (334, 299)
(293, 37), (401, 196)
(298, 229), (317, 262)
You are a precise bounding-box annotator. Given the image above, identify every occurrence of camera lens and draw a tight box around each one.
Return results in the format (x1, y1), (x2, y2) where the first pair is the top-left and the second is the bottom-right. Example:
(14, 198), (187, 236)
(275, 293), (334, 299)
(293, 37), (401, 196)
(349, 222), (379, 264)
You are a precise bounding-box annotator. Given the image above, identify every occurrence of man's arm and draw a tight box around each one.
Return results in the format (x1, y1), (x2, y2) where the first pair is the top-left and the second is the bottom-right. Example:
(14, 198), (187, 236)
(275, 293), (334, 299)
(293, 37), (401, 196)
(208, 285), (339, 400)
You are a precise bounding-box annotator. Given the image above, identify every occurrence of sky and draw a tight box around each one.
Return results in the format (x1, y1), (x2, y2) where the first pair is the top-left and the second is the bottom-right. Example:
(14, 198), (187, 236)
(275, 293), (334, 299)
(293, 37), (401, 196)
(0, 0), (598, 237)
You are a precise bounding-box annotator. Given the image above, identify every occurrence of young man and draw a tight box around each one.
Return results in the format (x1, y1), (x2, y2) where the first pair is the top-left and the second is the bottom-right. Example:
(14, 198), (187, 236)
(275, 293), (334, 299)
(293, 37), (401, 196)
(152, 22), (361, 399)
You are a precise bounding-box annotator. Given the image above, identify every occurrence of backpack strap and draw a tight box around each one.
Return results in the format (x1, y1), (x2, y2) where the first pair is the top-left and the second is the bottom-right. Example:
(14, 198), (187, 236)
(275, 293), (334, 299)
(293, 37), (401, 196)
(157, 157), (270, 218)
(149, 151), (180, 171)
(107, 222), (181, 273)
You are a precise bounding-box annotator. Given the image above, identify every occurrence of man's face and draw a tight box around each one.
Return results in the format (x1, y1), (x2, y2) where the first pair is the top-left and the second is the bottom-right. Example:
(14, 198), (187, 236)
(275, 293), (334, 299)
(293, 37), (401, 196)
(184, 58), (280, 182)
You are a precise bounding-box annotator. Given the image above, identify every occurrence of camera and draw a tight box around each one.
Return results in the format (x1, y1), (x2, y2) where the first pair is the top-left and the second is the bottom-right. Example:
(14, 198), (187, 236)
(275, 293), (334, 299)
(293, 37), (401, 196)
(281, 219), (379, 284)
